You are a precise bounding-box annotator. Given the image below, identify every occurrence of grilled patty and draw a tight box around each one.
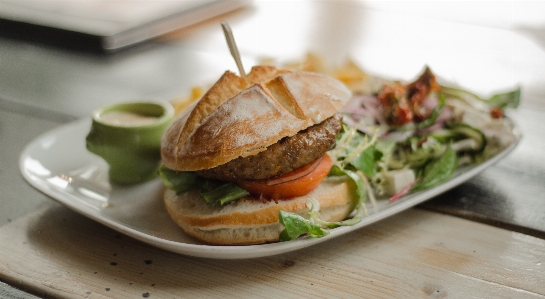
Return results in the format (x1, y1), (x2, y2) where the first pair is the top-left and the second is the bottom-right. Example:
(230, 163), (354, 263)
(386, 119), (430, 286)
(196, 113), (342, 181)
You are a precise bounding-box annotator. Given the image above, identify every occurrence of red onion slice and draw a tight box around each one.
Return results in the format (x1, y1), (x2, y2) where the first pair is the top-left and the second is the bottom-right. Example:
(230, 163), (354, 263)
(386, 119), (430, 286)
(265, 156), (324, 186)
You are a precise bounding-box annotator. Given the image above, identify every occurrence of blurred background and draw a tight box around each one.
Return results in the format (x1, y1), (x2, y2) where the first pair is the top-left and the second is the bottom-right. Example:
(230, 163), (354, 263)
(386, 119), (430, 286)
(1, 0), (544, 118)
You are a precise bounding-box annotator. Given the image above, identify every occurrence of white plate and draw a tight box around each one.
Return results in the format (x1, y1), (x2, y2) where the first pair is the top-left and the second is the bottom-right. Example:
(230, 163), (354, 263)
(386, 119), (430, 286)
(20, 118), (521, 259)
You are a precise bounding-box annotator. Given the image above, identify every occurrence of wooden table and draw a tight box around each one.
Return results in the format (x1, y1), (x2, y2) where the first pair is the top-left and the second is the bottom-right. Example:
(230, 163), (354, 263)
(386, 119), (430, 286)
(1, 1), (544, 298)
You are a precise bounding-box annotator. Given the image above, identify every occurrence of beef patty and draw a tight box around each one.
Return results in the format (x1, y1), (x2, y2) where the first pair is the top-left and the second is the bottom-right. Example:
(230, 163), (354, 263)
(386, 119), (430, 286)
(196, 113), (342, 181)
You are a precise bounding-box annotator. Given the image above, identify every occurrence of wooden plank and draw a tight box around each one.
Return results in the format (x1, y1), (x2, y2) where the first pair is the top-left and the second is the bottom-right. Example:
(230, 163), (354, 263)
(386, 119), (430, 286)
(0, 281), (40, 299)
(0, 203), (543, 298)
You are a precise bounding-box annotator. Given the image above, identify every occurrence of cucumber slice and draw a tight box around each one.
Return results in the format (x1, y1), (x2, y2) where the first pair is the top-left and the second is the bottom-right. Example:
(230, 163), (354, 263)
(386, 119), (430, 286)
(429, 128), (454, 143)
(450, 124), (486, 153)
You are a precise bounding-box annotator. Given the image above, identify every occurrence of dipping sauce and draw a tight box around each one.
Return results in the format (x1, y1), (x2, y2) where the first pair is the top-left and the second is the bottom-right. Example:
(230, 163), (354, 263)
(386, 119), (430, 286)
(100, 111), (159, 126)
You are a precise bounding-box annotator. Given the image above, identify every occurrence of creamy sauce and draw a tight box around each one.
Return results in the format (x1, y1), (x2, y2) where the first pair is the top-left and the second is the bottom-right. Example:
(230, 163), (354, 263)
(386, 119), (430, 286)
(100, 111), (158, 126)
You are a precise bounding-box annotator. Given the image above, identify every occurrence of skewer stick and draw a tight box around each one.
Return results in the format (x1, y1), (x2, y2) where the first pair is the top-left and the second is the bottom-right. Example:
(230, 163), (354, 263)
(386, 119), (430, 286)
(221, 22), (246, 79)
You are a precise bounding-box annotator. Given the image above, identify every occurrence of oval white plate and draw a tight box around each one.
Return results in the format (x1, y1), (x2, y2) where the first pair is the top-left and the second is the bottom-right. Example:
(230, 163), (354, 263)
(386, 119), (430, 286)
(20, 118), (521, 259)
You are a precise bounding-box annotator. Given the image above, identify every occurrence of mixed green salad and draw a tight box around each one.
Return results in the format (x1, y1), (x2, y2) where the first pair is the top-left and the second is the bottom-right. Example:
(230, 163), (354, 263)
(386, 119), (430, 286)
(160, 66), (520, 242)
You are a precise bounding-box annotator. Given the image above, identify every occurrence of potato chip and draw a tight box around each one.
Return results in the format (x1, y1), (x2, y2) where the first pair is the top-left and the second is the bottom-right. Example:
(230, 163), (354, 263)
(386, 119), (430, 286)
(171, 86), (204, 115)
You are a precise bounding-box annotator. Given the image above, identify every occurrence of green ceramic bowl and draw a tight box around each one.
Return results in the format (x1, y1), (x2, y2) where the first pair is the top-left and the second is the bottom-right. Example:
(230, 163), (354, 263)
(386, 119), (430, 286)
(86, 101), (175, 184)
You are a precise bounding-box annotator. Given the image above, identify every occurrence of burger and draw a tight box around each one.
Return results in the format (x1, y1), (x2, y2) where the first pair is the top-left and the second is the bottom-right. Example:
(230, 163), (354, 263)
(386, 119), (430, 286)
(159, 65), (359, 245)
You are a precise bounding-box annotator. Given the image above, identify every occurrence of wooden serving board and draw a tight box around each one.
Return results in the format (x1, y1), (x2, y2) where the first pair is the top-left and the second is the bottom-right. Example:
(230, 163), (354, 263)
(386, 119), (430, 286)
(0, 202), (543, 298)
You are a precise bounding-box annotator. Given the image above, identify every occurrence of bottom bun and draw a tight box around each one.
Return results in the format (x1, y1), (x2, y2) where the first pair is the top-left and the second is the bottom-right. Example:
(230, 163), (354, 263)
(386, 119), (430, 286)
(163, 176), (356, 245)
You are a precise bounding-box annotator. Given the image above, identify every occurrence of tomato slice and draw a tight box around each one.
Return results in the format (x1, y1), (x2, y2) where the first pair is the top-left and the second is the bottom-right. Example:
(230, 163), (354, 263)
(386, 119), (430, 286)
(237, 154), (333, 199)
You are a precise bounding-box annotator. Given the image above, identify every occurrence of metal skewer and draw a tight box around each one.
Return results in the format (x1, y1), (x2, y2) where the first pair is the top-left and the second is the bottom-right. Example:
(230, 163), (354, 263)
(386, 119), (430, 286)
(221, 22), (246, 79)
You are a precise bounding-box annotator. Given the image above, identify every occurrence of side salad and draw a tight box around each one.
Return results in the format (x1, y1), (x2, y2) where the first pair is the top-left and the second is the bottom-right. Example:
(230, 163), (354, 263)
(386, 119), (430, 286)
(161, 65), (520, 242)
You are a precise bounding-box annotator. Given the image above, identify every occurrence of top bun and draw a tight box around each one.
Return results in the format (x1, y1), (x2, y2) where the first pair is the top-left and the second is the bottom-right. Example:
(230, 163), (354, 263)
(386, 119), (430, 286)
(161, 65), (351, 171)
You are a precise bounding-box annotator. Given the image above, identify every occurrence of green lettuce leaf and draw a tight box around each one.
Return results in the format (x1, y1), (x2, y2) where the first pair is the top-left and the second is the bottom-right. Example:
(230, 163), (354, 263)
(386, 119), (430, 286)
(441, 85), (520, 109)
(321, 215), (363, 229)
(329, 165), (366, 205)
(158, 165), (201, 194)
(487, 87), (521, 109)
(200, 183), (250, 206)
(412, 145), (458, 191)
(158, 165), (249, 206)
(351, 146), (382, 178)
(278, 210), (329, 241)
